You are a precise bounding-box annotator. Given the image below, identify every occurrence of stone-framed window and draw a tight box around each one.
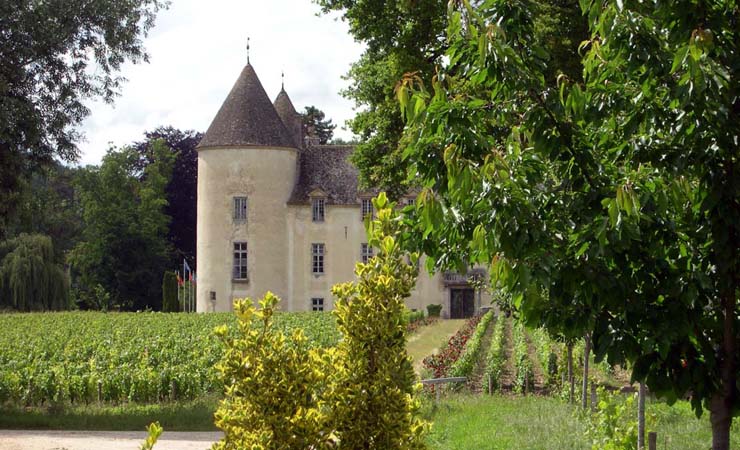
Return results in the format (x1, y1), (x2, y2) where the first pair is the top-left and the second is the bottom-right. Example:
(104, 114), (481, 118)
(311, 297), (324, 312)
(233, 242), (248, 280)
(312, 197), (325, 222)
(361, 243), (374, 264)
(233, 197), (248, 222)
(311, 243), (325, 274)
(361, 198), (374, 220)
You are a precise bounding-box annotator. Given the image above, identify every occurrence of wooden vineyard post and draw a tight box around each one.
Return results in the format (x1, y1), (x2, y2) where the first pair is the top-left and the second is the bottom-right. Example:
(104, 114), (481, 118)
(648, 432), (657, 450)
(582, 334), (591, 409)
(590, 382), (597, 412)
(567, 344), (574, 404)
(97, 380), (103, 404)
(488, 374), (492, 395)
(638, 383), (646, 449)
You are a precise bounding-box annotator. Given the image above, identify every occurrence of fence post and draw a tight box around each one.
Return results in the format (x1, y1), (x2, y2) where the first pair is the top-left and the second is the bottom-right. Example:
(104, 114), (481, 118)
(435, 386), (440, 404)
(648, 432), (657, 450)
(590, 382), (597, 412)
(97, 380), (102, 404)
(638, 383), (646, 449)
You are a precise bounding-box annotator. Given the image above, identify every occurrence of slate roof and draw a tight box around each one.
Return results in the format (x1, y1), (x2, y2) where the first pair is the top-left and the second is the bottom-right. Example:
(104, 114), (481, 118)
(289, 145), (375, 205)
(198, 64), (295, 149)
(274, 88), (298, 122)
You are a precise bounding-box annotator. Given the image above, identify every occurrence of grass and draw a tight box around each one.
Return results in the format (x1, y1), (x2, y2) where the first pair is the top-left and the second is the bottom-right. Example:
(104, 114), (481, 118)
(422, 393), (739, 450)
(424, 394), (589, 450)
(0, 396), (219, 431)
(407, 319), (466, 374)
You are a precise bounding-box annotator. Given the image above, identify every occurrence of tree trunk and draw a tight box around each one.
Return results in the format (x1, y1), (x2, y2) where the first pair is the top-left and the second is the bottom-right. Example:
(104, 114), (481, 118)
(581, 334), (591, 410)
(709, 290), (736, 450)
(638, 382), (646, 450)
(567, 344), (574, 404)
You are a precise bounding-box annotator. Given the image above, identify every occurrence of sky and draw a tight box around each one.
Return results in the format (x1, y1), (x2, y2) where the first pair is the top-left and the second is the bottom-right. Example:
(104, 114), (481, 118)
(78, 0), (365, 166)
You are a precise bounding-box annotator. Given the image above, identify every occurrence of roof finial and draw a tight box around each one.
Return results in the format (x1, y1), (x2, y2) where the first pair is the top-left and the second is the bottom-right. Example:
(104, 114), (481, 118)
(246, 37), (250, 64)
(281, 70), (285, 90)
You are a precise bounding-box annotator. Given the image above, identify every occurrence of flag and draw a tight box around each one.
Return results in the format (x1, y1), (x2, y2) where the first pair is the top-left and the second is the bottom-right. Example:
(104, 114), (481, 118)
(176, 273), (183, 286)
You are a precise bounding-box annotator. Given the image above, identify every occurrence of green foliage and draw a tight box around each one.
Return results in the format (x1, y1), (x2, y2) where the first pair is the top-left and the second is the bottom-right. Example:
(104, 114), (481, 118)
(70, 141), (174, 311)
(585, 388), (646, 450)
(301, 106), (336, 145)
(426, 304), (442, 317)
(132, 127), (203, 266)
(212, 293), (333, 450)
(329, 192), (428, 448)
(140, 421), (163, 450)
(211, 194), (428, 449)
(0, 234), (69, 311)
(161, 272), (178, 313)
(449, 311), (494, 378)
(397, 0), (740, 444)
(407, 309), (426, 324)
(0, 0), (167, 237)
(484, 313), (508, 391)
(0, 311), (338, 406)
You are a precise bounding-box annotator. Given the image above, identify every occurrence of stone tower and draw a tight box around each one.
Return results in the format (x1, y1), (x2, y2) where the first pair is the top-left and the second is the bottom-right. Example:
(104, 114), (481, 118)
(196, 63), (298, 312)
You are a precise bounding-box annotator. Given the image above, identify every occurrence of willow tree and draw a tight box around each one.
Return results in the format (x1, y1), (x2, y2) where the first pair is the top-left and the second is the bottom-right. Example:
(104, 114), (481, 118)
(397, 0), (738, 448)
(0, 234), (69, 311)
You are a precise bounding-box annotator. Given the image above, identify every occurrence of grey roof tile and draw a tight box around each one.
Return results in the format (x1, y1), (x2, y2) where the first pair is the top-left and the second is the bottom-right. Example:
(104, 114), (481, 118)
(198, 64), (295, 149)
(289, 145), (376, 205)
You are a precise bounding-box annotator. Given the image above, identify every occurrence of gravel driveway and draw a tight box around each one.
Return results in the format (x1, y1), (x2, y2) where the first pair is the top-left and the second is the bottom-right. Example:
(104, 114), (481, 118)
(0, 430), (221, 450)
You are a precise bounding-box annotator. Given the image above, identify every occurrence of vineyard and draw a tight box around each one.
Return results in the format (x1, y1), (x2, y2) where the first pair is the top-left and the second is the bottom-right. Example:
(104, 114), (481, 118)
(423, 312), (618, 396)
(0, 311), (339, 405)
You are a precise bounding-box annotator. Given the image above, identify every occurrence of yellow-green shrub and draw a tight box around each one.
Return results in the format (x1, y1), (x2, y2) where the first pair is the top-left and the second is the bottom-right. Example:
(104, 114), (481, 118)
(211, 292), (334, 450)
(212, 193), (428, 449)
(328, 193), (428, 449)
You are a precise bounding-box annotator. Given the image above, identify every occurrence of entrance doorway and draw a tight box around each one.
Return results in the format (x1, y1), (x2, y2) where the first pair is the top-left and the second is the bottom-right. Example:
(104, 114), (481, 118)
(450, 288), (475, 319)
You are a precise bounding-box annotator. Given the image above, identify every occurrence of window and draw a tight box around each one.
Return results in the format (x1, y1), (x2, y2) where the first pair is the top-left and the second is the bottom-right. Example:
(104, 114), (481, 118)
(312, 198), (325, 222)
(311, 243), (325, 274)
(361, 198), (373, 220)
(361, 243), (374, 264)
(233, 242), (248, 280)
(311, 297), (324, 311)
(233, 197), (248, 221)
(405, 197), (416, 207)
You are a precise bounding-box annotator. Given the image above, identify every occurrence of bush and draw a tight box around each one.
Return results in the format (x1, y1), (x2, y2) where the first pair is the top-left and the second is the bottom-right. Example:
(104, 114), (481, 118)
(329, 193), (428, 448)
(161, 272), (178, 312)
(427, 304), (442, 317)
(212, 193), (428, 449)
(212, 293), (332, 449)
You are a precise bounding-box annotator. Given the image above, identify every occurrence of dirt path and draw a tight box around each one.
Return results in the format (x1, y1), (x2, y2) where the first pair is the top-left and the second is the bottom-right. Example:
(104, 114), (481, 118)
(525, 332), (548, 395)
(465, 317), (495, 393)
(407, 319), (466, 375)
(498, 316), (516, 391)
(0, 430), (221, 450)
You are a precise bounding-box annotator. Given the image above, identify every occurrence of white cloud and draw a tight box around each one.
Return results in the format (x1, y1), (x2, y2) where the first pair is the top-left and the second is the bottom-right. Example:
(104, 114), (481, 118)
(78, 0), (364, 165)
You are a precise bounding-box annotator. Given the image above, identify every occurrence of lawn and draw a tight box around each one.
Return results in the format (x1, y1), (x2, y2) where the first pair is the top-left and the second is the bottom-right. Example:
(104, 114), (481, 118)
(407, 319), (466, 374)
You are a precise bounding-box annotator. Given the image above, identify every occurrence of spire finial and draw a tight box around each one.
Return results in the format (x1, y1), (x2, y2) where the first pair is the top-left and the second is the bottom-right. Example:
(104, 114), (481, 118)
(281, 70), (285, 90)
(246, 37), (250, 64)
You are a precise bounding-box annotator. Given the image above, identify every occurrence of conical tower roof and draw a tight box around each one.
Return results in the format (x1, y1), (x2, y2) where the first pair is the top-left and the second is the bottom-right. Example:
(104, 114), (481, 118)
(198, 64), (295, 149)
(274, 88), (298, 120)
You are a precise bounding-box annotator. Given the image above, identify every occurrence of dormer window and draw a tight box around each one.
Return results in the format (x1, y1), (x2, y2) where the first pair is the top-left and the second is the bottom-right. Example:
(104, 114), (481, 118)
(361, 198), (374, 220)
(312, 198), (325, 222)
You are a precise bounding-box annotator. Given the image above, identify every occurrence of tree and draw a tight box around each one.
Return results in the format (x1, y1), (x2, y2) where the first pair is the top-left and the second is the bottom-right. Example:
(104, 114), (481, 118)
(0, 234), (69, 311)
(161, 271), (178, 312)
(5, 162), (82, 263)
(397, 0), (738, 447)
(315, 0), (448, 199)
(301, 106), (336, 145)
(0, 0), (168, 238)
(133, 127), (203, 266)
(70, 141), (174, 311)
(316, 0), (588, 199)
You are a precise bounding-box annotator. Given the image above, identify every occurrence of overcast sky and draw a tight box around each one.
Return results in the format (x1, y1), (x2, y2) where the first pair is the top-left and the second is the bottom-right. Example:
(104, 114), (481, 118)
(78, 0), (364, 165)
